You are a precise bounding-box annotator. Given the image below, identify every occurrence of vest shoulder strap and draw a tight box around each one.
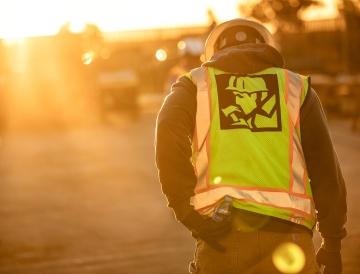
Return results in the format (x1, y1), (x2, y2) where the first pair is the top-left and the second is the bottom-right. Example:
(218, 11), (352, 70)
(190, 67), (211, 153)
(285, 70), (309, 125)
(190, 67), (207, 91)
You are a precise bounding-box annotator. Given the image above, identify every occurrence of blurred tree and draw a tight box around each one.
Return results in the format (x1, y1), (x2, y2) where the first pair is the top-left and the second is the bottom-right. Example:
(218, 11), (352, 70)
(83, 23), (103, 55)
(338, 0), (360, 72)
(340, 0), (360, 30)
(57, 22), (103, 55)
(55, 22), (105, 122)
(239, 0), (321, 32)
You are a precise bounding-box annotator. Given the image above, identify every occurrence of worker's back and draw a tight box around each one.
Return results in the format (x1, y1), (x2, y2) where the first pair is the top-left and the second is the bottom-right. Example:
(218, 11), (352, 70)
(156, 18), (347, 274)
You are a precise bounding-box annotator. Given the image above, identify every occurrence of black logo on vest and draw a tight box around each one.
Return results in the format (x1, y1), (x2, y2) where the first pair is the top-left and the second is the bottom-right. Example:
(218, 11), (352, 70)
(216, 74), (282, 131)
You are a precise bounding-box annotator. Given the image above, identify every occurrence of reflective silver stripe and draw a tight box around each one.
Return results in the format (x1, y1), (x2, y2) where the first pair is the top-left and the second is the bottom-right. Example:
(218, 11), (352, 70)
(286, 70), (303, 125)
(191, 67), (210, 191)
(292, 129), (307, 194)
(191, 186), (313, 215)
(286, 70), (307, 195)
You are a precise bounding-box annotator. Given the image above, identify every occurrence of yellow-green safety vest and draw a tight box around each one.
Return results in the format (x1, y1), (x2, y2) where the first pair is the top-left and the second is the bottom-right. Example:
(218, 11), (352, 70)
(188, 66), (316, 230)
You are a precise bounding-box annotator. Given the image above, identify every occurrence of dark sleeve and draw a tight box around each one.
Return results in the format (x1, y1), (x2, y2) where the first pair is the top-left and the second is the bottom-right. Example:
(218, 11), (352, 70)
(155, 76), (197, 222)
(300, 88), (347, 239)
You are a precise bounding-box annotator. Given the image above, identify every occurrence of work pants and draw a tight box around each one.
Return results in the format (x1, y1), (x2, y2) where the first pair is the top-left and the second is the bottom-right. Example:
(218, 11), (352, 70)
(189, 216), (320, 274)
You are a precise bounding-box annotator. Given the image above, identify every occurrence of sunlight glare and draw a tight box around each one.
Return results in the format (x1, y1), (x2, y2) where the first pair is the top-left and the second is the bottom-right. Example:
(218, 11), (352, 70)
(0, 0), (339, 39)
(177, 40), (186, 51)
(82, 51), (95, 65)
(69, 20), (87, 33)
(155, 49), (167, 62)
(213, 176), (222, 184)
(301, 0), (338, 20)
(272, 242), (305, 273)
(3, 38), (26, 46)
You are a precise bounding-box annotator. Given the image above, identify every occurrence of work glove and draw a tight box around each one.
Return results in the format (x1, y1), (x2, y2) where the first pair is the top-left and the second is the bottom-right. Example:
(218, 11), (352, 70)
(181, 210), (232, 252)
(316, 238), (342, 274)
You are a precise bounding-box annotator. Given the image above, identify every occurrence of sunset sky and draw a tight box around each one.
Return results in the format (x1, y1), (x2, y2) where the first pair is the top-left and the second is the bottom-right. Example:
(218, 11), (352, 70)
(0, 0), (338, 39)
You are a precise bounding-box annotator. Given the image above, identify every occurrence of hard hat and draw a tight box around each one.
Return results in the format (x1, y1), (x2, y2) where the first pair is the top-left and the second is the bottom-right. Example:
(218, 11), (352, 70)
(204, 18), (278, 61)
(226, 76), (269, 93)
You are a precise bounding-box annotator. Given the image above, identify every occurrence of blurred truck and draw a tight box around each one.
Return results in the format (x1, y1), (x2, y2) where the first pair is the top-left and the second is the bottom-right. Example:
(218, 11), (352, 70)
(94, 49), (140, 121)
(96, 68), (139, 119)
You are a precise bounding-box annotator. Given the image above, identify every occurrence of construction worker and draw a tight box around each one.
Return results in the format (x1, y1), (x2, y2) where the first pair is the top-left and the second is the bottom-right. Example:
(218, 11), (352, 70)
(155, 18), (347, 274)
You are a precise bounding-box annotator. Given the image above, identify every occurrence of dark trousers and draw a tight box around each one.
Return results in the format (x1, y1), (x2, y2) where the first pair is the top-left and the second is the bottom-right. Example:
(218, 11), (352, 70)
(189, 213), (320, 274)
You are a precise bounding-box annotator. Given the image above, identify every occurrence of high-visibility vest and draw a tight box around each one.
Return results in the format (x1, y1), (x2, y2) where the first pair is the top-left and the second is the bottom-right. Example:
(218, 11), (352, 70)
(188, 66), (316, 230)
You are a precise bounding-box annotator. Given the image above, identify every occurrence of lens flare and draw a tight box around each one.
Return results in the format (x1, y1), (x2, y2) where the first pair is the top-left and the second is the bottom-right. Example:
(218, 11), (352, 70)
(272, 242), (305, 273)
(155, 49), (167, 62)
(82, 51), (95, 65)
(177, 40), (186, 50)
(213, 176), (222, 184)
(69, 20), (86, 33)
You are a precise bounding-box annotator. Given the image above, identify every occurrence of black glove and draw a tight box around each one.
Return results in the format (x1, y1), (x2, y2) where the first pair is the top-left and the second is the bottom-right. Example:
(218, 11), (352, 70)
(181, 210), (232, 252)
(316, 239), (342, 274)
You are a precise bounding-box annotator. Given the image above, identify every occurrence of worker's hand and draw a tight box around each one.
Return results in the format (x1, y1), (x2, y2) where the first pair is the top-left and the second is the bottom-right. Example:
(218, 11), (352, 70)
(316, 240), (342, 274)
(181, 210), (232, 252)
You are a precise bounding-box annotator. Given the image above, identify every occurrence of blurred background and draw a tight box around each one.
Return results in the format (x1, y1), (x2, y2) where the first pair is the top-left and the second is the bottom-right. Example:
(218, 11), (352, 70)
(0, 0), (359, 273)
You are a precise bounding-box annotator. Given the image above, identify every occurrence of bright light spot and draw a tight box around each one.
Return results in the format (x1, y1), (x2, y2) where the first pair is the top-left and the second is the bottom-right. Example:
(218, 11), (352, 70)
(3, 37), (26, 46)
(69, 20), (86, 33)
(301, 0), (338, 21)
(272, 242), (305, 273)
(0, 0), (339, 39)
(213, 176), (222, 184)
(82, 51), (95, 65)
(177, 40), (186, 50)
(155, 49), (167, 62)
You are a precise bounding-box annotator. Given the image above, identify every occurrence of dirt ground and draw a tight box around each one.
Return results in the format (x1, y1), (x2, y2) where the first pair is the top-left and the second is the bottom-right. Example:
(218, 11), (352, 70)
(0, 111), (359, 274)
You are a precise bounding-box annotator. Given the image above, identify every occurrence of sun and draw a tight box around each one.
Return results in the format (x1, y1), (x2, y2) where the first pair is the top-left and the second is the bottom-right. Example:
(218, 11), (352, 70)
(0, 0), (67, 39)
(0, 0), (338, 40)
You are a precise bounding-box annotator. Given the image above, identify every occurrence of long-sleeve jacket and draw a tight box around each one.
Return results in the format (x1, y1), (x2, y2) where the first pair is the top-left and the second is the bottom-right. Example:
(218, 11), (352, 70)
(155, 44), (347, 240)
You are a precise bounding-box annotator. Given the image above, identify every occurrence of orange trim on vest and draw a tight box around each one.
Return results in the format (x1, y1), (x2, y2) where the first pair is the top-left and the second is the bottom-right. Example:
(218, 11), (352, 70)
(191, 67), (212, 192)
(194, 182), (312, 199)
(205, 68), (211, 190)
(196, 196), (313, 218)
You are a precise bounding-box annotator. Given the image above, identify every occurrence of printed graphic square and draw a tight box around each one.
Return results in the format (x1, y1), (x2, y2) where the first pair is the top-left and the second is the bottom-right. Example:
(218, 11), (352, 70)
(216, 74), (282, 132)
